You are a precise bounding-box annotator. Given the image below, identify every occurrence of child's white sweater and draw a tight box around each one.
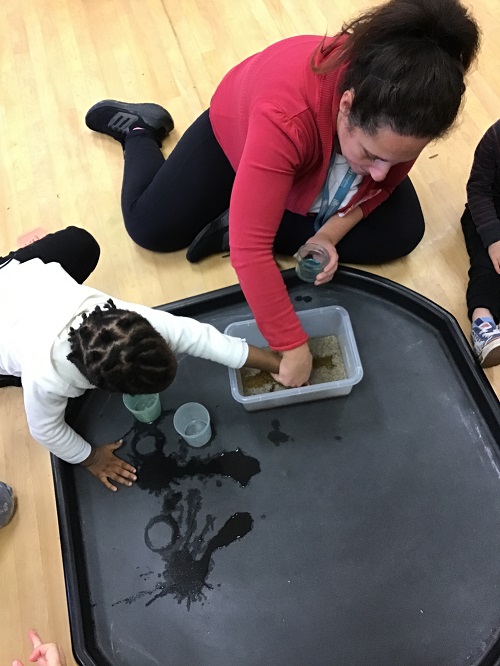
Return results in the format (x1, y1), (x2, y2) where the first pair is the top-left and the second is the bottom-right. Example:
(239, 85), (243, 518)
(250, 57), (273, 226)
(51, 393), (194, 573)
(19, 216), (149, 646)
(0, 259), (248, 464)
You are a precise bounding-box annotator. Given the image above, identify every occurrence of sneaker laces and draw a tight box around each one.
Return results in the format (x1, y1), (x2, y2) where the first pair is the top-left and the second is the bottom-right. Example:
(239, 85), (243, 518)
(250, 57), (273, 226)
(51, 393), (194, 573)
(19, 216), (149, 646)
(474, 322), (500, 342)
(482, 327), (500, 340)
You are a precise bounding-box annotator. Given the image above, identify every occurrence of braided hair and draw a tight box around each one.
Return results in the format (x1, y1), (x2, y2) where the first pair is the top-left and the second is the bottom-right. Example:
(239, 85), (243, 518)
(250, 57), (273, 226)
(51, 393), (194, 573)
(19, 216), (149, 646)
(67, 300), (177, 393)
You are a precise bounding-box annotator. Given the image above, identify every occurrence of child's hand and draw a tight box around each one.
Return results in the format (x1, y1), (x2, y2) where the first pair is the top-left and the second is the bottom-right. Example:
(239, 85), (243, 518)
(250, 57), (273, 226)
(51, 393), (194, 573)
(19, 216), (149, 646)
(488, 240), (500, 274)
(81, 440), (137, 491)
(12, 629), (66, 666)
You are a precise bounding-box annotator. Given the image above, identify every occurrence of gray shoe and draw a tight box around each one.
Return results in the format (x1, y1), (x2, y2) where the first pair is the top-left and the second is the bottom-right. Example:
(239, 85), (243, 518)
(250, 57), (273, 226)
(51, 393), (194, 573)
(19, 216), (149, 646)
(0, 482), (15, 528)
(85, 100), (174, 145)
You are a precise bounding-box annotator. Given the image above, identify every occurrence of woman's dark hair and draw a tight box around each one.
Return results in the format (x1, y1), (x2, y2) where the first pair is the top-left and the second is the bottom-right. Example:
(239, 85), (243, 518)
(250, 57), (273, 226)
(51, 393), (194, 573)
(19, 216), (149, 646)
(67, 300), (177, 394)
(313, 0), (480, 138)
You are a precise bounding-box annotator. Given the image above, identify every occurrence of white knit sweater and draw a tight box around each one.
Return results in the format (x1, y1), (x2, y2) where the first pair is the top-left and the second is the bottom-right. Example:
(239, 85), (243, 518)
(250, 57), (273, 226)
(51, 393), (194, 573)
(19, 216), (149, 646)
(0, 259), (248, 464)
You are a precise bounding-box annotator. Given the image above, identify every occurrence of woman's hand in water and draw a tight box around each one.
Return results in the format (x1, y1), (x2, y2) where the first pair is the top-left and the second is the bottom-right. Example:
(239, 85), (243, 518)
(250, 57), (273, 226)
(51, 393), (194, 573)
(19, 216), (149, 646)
(271, 342), (312, 387)
(81, 441), (137, 491)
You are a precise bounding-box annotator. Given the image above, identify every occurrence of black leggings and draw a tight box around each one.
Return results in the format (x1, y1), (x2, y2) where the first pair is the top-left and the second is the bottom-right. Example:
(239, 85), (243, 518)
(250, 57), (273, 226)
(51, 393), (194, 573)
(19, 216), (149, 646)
(121, 110), (425, 262)
(0, 226), (100, 284)
(461, 207), (500, 322)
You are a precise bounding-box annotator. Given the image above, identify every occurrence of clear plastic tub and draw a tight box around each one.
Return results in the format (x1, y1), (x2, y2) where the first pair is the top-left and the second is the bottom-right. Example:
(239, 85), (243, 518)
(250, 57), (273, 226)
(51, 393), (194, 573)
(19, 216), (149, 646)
(224, 305), (363, 411)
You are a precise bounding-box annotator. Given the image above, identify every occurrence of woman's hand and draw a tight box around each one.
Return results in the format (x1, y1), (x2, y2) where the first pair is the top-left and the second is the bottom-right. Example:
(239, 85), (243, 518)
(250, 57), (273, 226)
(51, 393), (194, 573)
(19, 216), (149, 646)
(81, 441), (137, 492)
(304, 234), (339, 285)
(488, 240), (500, 274)
(12, 629), (66, 666)
(271, 342), (312, 387)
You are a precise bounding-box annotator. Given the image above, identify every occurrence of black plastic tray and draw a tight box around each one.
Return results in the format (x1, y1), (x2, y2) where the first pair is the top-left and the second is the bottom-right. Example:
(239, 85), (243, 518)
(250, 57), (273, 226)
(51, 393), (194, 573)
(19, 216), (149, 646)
(53, 267), (500, 666)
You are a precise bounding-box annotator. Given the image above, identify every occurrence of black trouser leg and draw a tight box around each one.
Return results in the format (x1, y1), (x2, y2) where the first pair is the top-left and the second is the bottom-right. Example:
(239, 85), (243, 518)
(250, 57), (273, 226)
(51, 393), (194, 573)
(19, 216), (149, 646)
(121, 109), (235, 251)
(0, 226), (100, 387)
(460, 207), (500, 322)
(0, 226), (100, 284)
(274, 177), (425, 261)
(335, 177), (424, 263)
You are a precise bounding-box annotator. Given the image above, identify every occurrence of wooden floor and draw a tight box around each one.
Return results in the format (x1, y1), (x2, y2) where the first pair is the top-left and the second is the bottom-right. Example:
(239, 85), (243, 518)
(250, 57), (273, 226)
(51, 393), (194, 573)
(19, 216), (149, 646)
(1, 0), (499, 662)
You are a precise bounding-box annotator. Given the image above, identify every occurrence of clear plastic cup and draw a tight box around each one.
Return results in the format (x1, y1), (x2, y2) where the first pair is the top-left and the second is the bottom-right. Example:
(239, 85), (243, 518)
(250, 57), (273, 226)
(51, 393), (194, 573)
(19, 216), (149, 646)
(295, 243), (329, 283)
(173, 402), (212, 448)
(123, 393), (161, 423)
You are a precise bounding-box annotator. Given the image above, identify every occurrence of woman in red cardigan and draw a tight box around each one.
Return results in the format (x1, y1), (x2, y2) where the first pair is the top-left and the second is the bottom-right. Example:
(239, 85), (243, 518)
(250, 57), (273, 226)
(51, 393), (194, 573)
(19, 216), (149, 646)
(86, 0), (479, 387)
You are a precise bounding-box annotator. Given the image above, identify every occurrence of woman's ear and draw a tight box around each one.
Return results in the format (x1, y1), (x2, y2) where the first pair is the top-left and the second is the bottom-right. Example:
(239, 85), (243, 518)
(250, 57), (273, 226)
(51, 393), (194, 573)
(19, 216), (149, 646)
(339, 89), (354, 117)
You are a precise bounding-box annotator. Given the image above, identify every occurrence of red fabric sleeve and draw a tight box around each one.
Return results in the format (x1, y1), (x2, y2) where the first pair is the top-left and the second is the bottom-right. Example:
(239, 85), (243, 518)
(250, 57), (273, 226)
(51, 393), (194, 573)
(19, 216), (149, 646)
(229, 103), (311, 351)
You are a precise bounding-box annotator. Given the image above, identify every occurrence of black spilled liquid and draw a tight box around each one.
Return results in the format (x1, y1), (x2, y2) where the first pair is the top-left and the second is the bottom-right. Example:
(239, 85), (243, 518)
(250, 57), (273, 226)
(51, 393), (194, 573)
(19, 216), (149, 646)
(268, 419), (291, 446)
(114, 489), (253, 609)
(124, 416), (260, 495)
(113, 414), (261, 608)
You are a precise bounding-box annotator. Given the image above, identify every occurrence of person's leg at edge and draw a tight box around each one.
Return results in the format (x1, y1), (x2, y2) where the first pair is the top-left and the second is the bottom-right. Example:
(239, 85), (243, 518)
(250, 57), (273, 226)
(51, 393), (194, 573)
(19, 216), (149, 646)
(0, 227), (100, 388)
(0, 226), (100, 284)
(460, 207), (500, 367)
(120, 110), (236, 252)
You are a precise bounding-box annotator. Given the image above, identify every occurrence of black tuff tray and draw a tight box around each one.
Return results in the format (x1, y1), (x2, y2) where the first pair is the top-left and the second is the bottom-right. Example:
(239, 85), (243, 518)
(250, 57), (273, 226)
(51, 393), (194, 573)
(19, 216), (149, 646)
(53, 267), (500, 666)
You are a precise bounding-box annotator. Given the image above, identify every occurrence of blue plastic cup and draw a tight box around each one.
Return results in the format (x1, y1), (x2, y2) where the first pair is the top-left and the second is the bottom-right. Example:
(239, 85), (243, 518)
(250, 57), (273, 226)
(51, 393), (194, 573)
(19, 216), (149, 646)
(173, 402), (211, 447)
(295, 243), (329, 283)
(123, 393), (161, 423)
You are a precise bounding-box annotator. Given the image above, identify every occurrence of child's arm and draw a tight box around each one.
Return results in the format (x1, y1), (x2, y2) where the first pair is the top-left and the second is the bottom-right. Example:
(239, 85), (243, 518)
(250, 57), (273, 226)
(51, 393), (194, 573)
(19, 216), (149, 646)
(119, 300), (269, 370)
(244, 344), (281, 373)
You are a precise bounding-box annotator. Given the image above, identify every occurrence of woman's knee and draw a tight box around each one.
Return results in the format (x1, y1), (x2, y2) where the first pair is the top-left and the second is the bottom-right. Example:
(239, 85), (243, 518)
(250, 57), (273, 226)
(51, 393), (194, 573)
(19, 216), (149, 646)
(379, 177), (425, 258)
(397, 214), (425, 257)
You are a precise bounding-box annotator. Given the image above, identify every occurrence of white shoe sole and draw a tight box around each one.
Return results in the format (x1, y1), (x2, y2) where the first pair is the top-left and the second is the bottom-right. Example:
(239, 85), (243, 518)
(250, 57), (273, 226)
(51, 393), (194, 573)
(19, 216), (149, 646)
(479, 337), (500, 368)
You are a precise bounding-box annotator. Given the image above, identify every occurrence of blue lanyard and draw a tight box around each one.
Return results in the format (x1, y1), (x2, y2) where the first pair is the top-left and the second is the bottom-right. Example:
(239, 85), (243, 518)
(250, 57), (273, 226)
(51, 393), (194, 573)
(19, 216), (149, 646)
(314, 153), (357, 231)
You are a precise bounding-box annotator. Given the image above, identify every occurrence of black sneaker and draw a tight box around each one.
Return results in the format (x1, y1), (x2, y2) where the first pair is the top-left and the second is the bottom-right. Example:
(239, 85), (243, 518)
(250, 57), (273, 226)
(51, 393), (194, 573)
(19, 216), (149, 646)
(0, 375), (22, 388)
(186, 210), (230, 263)
(85, 100), (174, 145)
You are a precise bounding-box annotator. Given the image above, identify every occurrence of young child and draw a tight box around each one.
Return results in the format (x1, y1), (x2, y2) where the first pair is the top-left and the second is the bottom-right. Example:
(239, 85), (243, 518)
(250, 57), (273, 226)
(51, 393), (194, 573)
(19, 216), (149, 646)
(461, 120), (500, 367)
(0, 227), (281, 491)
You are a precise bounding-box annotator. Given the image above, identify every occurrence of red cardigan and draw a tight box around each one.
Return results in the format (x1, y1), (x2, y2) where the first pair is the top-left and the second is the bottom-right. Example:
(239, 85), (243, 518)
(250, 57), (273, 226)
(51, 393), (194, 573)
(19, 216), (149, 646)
(210, 35), (414, 351)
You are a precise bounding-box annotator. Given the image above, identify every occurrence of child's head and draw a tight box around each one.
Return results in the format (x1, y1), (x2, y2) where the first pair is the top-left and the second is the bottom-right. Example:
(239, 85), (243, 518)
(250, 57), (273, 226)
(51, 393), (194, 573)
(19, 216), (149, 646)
(67, 300), (177, 394)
